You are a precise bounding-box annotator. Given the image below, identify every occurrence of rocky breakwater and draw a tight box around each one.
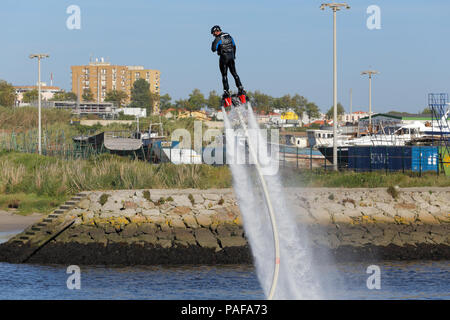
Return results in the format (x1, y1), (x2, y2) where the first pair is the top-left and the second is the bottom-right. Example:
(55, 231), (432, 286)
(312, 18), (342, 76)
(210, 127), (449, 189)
(0, 189), (249, 265)
(0, 187), (448, 265)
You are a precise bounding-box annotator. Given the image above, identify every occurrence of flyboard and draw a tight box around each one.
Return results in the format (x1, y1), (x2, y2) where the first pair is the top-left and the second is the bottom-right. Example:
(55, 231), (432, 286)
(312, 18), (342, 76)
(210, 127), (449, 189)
(222, 92), (280, 300)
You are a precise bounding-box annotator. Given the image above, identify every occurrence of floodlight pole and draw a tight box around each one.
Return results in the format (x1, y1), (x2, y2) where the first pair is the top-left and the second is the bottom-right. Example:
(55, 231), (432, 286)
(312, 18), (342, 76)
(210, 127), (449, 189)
(321, 3), (350, 171)
(361, 70), (379, 133)
(29, 53), (49, 155)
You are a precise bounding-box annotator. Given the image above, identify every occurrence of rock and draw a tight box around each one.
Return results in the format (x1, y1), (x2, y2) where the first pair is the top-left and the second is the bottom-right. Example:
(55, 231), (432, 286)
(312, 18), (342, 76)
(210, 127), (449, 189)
(88, 228), (106, 241)
(141, 200), (156, 210)
(106, 232), (122, 242)
(168, 218), (186, 229)
(137, 234), (158, 244)
(173, 229), (196, 245)
(78, 199), (91, 209)
(375, 202), (392, 213)
(169, 206), (192, 216)
(192, 194), (204, 204)
(157, 239), (172, 248)
(138, 223), (157, 234)
(120, 209), (137, 218)
(197, 209), (216, 216)
(195, 214), (212, 228)
(129, 215), (147, 224)
(371, 213), (395, 224)
(172, 195), (192, 207)
(121, 222), (139, 238)
(142, 209), (161, 217)
(219, 236), (247, 248)
(102, 200), (122, 212)
(103, 223), (116, 234)
(308, 208), (331, 224)
(183, 215), (198, 228)
(156, 230), (174, 240)
(122, 201), (138, 210)
(395, 209), (416, 222)
(332, 213), (353, 225)
(194, 229), (219, 249)
(360, 207), (380, 216)
(203, 193), (221, 201)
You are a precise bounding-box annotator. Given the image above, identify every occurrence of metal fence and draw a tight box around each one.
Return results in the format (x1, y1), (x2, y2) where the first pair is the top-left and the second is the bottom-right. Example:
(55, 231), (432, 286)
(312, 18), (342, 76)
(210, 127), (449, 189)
(0, 130), (104, 160)
(277, 145), (448, 176)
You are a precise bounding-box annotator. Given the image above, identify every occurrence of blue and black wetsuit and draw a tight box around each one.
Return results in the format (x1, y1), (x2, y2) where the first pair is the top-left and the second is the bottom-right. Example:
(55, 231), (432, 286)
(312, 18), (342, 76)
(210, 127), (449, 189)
(211, 32), (244, 94)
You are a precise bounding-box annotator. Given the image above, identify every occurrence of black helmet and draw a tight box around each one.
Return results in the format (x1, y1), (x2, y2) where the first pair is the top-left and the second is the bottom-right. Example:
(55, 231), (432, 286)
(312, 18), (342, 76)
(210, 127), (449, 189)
(211, 25), (221, 34)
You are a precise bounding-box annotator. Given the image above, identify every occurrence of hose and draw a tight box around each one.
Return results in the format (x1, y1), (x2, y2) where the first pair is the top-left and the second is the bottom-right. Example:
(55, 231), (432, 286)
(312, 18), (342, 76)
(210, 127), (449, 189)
(234, 106), (280, 300)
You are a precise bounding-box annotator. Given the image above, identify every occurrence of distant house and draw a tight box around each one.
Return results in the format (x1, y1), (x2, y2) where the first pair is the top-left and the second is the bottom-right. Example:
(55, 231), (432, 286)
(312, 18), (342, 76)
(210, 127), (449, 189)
(304, 119), (332, 127)
(178, 110), (211, 121)
(281, 111), (299, 121)
(340, 111), (369, 123)
(161, 108), (182, 119)
(14, 83), (61, 106)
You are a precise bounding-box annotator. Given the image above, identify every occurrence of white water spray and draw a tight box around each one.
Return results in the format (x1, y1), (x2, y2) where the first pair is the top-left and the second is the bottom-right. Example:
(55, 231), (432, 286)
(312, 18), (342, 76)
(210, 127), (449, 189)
(223, 103), (323, 299)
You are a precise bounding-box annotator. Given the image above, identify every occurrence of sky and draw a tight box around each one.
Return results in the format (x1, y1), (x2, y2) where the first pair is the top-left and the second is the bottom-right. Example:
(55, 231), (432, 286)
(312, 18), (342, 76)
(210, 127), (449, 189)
(0, 0), (449, 114)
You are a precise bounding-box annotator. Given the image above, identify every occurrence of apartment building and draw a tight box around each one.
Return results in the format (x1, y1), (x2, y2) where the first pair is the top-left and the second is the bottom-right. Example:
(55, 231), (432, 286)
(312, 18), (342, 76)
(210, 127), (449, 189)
(71, 58), (160, 114)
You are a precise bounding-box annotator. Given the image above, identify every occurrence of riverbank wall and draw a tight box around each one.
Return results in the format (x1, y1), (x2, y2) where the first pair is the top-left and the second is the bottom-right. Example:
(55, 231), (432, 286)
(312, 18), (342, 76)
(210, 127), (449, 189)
(0, 187), (448, 265)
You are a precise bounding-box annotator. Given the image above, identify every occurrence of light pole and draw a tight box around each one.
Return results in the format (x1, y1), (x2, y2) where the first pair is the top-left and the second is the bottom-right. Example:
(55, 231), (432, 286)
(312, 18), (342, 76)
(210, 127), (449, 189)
(321, 2), (350, 171)
(361, 70), (379, 133)
(29, 54), (49, 155)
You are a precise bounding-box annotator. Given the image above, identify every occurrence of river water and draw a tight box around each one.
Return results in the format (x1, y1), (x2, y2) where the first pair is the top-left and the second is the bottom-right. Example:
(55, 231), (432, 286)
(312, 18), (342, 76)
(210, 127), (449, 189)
(1, 231), (449, 300)
(1, 223), (449, 300)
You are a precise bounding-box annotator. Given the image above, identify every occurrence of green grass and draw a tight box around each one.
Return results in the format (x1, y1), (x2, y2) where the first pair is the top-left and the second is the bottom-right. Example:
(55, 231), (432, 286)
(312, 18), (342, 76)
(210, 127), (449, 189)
(280, 168), (450, 188)
(0, 193), (68, 215)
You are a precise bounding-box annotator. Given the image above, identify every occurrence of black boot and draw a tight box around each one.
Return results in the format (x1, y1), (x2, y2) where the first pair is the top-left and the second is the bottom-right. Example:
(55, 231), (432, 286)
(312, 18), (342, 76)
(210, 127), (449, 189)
(238, 86), (246, 96)
(222, 90), (231, 99)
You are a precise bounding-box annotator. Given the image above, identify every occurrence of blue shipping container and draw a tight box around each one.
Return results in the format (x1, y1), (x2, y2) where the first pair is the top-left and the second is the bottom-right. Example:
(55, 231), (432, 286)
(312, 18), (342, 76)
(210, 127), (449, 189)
(411, 146), (438, 172)
(348, 146), (415, 172)
(387, 146), (412, 172)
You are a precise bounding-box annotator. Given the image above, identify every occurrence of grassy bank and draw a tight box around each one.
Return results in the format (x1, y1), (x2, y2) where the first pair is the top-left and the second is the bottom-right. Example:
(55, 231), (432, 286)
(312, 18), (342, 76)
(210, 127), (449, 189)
(0, 151), (448, 214)
(280, 168), (450, 188)
(0, 151), (232, 214)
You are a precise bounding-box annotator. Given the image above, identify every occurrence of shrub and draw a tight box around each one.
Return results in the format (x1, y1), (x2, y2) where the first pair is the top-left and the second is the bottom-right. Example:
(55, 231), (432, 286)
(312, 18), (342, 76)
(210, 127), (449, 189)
(143, 190), (151, 202)
(387, 186), (399, 199)
(99, 193), (110, 206)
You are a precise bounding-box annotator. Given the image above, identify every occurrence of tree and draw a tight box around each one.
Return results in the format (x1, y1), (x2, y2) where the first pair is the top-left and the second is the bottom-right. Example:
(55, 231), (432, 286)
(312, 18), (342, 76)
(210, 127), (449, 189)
(50, 91), (77, 101)
(149, 91), (160, 114)
(130, 79), (152, 114)
(174, 98), (190, 118)
(0, 80), (16, 107)
(188, 89), (206, 112)
(206, 90), (222, 110)
(160, 93), (172, 111)
(65, 92), (77, 101)
(22, 89), (39, 103)
(82, 89), (95, 102)
(421, 107), (432, 114)
(326, 102), (345, 120)
(247, 91), (272, 113)
(105, 89), (128, 107)
(304, 102), (321, 123)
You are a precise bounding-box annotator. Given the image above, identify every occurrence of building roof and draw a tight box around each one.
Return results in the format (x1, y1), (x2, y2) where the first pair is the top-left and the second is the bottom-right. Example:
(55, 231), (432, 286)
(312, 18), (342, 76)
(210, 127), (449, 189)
(304, 119), (331, 127)
(14, 85), (61, 90)
(359, 112), (443, 121)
